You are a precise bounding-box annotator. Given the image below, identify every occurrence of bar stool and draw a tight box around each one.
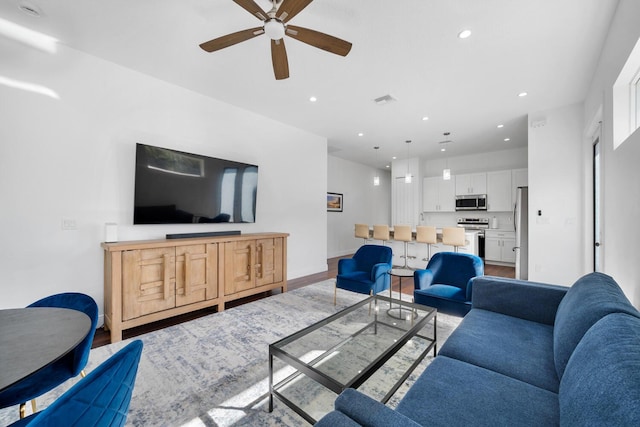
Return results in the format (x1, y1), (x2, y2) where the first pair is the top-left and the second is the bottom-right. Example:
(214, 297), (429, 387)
(373, 225), (390, 246)
(442, 227), (466, 252)
(393, 225), (413, 269)
(416, 225), (437, 262)
(354, 223), (370, 244)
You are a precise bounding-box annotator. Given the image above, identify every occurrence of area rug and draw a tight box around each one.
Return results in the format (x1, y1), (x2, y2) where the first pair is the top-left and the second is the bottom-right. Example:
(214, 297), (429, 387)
(0, 280), (461, 426)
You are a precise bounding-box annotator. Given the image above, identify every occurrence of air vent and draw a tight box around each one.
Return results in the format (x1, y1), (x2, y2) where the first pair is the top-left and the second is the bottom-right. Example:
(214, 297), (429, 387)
(374, 94), (397, 105)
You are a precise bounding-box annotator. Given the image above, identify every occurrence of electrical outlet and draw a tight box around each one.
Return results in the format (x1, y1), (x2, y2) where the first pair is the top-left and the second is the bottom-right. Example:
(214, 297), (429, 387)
(62, 218), (77, 230)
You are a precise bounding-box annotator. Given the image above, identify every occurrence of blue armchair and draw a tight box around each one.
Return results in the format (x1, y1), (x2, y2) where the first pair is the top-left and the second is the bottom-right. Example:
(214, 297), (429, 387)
(335, 245), (393, 305)
(413, 252), (484, 317)
(0, 293), (99, 418)
(8, 340), (144, 427)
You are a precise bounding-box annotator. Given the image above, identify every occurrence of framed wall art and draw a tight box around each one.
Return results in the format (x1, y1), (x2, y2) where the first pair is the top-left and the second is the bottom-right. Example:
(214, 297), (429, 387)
(327, 192), (343, 212)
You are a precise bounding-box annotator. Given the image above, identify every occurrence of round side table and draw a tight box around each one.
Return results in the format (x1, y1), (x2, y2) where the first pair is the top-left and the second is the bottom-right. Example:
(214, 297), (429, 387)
(387, 268), (416, 320)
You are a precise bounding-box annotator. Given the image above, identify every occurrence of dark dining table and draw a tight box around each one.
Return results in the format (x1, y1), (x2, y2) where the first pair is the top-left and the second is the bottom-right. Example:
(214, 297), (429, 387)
(0, 307), (91, 393)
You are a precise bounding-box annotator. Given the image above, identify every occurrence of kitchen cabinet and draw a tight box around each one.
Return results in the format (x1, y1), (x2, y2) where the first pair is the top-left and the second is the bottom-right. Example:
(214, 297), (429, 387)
(455, 173), (487, 195)
(484, 230), (516, 264)
(423, 176), (455, 212)
(487, 170), (512, 211)
(103, 232), (287, 342)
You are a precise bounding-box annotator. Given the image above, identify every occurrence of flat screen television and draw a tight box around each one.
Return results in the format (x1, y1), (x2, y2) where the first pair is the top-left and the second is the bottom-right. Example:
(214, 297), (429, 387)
(133, 143), (258, 224)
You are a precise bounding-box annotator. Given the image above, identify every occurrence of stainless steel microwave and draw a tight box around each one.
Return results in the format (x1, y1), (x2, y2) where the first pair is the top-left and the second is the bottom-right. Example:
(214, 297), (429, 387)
(455, 194), (487, 211)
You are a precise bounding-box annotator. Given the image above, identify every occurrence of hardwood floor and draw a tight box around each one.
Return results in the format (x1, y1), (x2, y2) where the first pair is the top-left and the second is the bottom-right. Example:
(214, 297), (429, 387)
(92, 255), (514, 348)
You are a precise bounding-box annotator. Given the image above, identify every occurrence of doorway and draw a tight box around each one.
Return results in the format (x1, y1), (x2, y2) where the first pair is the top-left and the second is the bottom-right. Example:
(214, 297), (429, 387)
(592, 130), (602, 272)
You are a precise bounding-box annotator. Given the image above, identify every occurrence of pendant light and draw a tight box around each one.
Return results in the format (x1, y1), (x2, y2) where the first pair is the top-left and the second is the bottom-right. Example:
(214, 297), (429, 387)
(441, 132), (452, 180)
(373, 146), (380, 186)
(405, 140), (412, 183)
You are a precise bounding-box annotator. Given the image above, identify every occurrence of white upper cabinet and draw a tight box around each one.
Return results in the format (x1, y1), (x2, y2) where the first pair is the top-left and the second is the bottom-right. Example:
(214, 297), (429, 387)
(487, 170), (512, 212)
(455, 173), (487, 195)
(423, 176), (455, 212)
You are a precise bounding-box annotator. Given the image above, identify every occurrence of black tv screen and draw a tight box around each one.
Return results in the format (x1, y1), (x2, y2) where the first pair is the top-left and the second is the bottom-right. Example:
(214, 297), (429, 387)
(133, 143), (258, 224)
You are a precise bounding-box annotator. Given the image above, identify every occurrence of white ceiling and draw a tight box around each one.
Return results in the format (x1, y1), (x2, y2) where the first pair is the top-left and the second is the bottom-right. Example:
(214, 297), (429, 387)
(0, 0), (618, 169)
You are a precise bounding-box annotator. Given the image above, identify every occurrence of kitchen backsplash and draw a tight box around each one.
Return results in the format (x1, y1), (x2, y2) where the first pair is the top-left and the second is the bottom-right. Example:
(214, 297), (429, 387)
(420, 211), (515, 230)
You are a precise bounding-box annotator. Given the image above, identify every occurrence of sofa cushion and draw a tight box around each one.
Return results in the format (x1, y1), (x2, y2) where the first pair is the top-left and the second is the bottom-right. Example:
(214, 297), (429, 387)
(396, 356), (559, 427)
(553, 272), (640, 380)
(559, 313), (640, 426)
(439, 308), (559, 392)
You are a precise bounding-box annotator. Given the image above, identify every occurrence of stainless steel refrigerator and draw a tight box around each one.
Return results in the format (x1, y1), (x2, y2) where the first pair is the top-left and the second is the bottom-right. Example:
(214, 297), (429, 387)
(514, 186), (528, 280)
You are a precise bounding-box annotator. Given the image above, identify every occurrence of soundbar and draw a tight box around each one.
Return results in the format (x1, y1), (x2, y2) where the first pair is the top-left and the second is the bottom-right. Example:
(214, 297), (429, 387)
(166, 230), (241, 239)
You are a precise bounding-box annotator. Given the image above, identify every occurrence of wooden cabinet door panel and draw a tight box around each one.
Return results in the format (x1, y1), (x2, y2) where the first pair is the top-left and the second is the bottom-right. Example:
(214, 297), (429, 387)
(256, 238), (283, 287)
(176, 243), (218, 307)
(122, 248), (175, 320)
(224, 241), (255, 295)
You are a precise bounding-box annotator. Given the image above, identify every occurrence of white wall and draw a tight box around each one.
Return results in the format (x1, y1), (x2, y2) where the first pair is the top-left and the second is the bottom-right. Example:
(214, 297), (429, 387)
(0, 43), (327, 314)
(528, 103), (585, 285)
(583, 0), (640, 307)
(327, 155), (391, 258)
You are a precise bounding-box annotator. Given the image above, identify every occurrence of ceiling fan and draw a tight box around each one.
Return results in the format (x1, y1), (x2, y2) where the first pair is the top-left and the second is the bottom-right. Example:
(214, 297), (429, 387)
(199, 0), (352, 80)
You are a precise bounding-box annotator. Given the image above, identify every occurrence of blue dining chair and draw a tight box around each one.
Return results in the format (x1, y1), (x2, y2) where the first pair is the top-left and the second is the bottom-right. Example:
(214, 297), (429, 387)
(0, 293), (99, 418)
(7, 340), (144, 427)
(335, 245), (393, 305)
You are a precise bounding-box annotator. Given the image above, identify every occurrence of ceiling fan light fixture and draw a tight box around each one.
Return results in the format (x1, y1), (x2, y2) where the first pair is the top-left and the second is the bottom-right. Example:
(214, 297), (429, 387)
(264, 19), (285, 40)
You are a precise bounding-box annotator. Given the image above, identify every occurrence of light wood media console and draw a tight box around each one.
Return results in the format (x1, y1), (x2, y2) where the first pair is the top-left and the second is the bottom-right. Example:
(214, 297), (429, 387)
(102, 232), (288, 342)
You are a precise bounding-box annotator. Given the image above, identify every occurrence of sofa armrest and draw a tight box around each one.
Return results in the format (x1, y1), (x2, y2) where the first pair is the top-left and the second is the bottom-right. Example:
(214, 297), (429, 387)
(413, 269), (435, 290)
(471, 276), (568, 325)
(338, 258), (357, 275)
(332, 389), (422, 427)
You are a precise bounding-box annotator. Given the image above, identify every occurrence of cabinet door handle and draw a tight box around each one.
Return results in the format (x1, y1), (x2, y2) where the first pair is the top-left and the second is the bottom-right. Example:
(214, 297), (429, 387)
(163, 254), (171, 300)
(184, 252), (191, 295)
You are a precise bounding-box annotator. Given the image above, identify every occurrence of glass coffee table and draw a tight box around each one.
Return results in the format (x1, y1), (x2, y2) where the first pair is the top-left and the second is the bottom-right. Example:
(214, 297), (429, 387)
(268, 295), (437, 424)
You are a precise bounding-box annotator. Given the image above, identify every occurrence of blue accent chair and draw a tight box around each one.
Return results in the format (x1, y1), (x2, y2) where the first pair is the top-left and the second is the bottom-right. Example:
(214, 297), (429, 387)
(335, 245), (393, 305)
(8, 340), (144, 427)
(0, 293), (99, 418)
(413, 252), (484, 317)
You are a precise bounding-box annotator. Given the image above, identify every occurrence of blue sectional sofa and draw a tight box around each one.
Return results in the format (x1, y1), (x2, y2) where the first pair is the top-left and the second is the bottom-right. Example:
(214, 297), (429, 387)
(314, 272), (640, 426)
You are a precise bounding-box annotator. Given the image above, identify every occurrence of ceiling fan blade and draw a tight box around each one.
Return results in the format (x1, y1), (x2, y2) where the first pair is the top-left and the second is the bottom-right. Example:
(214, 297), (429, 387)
(276, 0), (313, 23)
(199, 27), (264, 52)
(285, 25), (352, 56)
(233, 0), (268, 21)
(271, 39), (290, 80)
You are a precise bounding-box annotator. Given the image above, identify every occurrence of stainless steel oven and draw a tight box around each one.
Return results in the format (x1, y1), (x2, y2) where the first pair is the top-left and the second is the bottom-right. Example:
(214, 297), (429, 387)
(457, 217), (489, 258)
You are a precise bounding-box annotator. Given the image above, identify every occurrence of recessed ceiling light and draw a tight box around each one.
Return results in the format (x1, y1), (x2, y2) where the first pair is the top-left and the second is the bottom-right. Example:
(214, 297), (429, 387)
(385, 165), (390, 168)
(358, 132), (364, 137)
(518, 92), (528, 97)
(441, 148), (446, 152)
(422, 116), (429, 121)
(497, 124), (504, 128)
(392, 156), (397, 160)
(504, 138), (511, 142)
(458, 29), (472, 39)
(309, 96), (317, 102)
